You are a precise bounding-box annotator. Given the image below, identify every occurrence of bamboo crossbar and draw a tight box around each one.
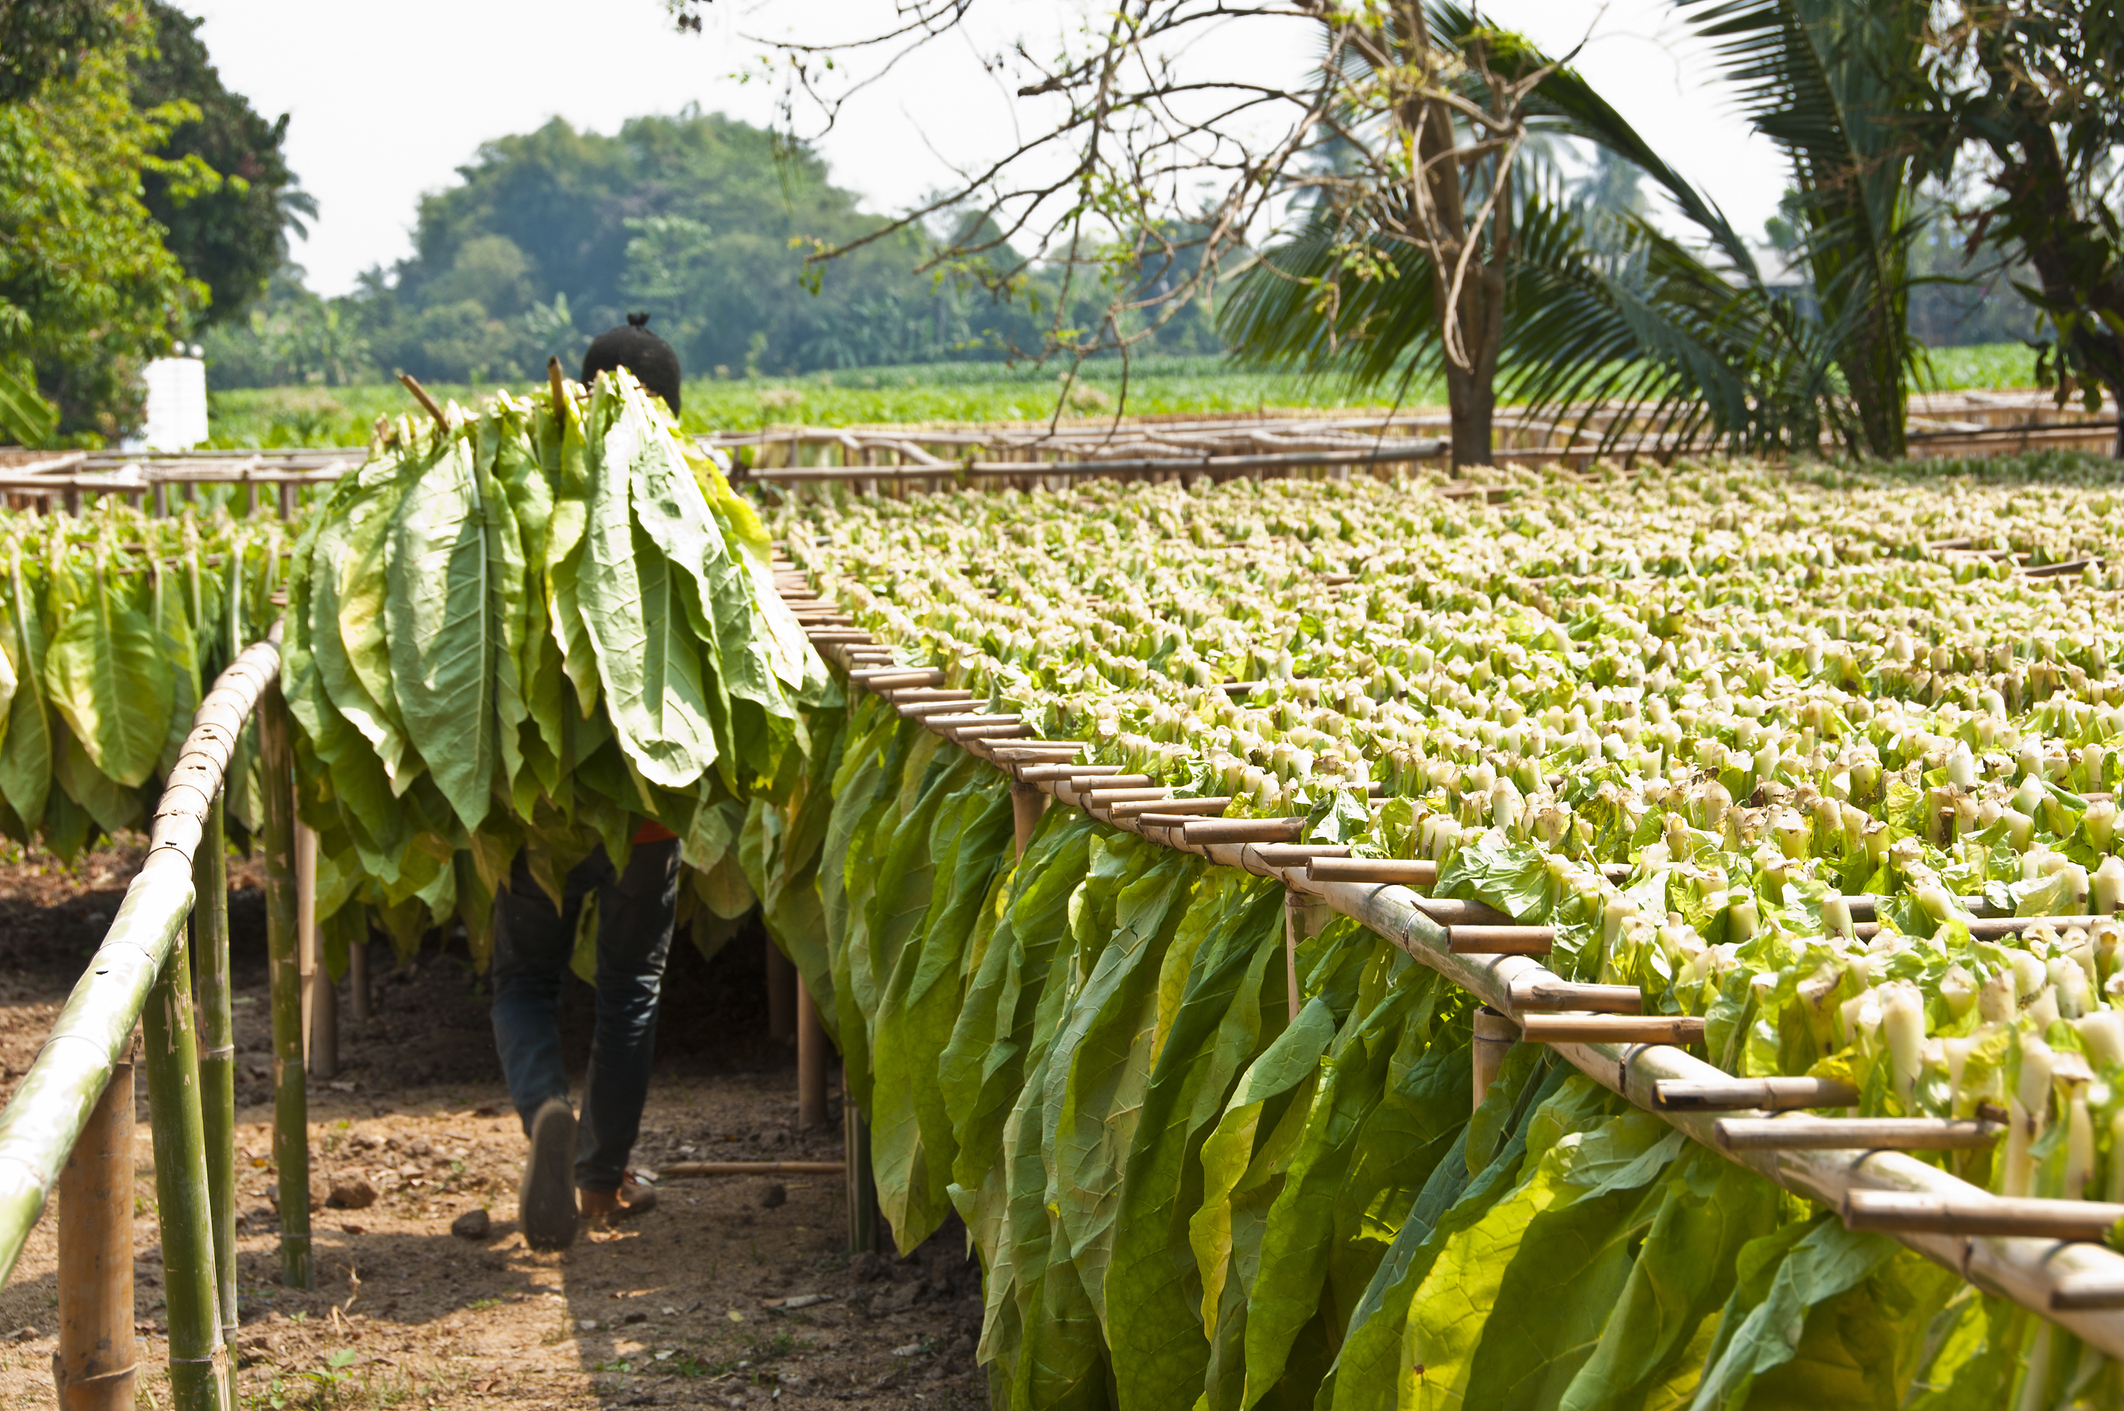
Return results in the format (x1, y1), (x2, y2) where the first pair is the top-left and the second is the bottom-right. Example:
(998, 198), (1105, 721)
(658, 1161), (849, 1178)
(1716, 1117), (2004, 1151)
(1655, 1077), (1861, 1111)
(802, 610), (2124, 1354)
(0, 631), (282, 1284)
(746, 441), (1449, 483)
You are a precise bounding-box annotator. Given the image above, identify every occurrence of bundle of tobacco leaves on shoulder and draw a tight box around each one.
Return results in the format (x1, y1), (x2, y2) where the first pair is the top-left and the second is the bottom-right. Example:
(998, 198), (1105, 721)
(285, 369), (833, 968)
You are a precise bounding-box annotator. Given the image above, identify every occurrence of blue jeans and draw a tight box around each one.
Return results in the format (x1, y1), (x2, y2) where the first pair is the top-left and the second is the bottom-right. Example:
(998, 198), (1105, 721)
(489, 840), (680, 1194)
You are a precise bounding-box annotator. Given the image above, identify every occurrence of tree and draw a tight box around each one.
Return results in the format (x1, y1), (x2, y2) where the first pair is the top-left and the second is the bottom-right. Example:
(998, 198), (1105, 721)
(129, 0), (313, 328)
(668, 1), (1578, 462)
(1, 10), (212, 441)
(1684, 0), (1929, 458)
(0, 0), (122, 104)
(1916, 0), (2124, 453)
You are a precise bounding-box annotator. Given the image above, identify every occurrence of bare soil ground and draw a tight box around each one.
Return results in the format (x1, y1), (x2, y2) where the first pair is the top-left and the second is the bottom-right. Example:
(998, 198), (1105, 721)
(0, 839), (987, 1410)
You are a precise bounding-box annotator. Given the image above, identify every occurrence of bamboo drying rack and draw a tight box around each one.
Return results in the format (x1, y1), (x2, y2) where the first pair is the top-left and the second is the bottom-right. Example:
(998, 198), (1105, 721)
(778, 550), (2124, 1351)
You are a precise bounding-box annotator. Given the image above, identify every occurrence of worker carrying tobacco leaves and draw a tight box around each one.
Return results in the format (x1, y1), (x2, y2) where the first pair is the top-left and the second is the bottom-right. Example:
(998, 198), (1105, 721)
(496, 313), (688, 1252)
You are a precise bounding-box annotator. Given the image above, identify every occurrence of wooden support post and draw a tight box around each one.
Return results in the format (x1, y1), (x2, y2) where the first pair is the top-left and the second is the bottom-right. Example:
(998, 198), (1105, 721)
(1010, 781), (1047, 859)
(844, 1085), (879, 1254)
(191, 792), (238, 1371)
(152, 483), (169, 518)
(765, 938), (797, 1043)
(1472, 1007), (1518, 1111)
(295, 822), (335, 1079)
(141, 921), (232, 1410)
(53, 1063), (135, 1411)
(258, 684), (311, 1289)
(796, 979), (827, 1130)
(276, 482), (294, 520)
(346, 935), (370, 1024)
(1284, 892), (1330, 1020)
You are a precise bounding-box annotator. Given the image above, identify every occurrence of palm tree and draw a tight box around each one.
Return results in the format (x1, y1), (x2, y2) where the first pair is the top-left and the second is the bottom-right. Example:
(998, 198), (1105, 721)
(1221, 1), (1930, 462)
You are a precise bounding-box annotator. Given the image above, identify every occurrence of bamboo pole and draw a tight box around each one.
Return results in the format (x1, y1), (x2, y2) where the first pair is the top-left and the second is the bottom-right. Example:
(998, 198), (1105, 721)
(258, 683), (311, 1289)
(1717, 1117), (2003, 1152)
(844, 1096), (878, 1254)
(53, 1062), (134, 1411)
(1504, 978), (1642, 1013)
(1447, 925), (1556, 955)
(191, 791), (237, 1369)
(141, 918), (232, 1410)
(1655, 1076), (1861, 1111)
(1518, 1014), (1706, 1044)
(1284, 893), (1330, 1020)
(1010, 783), (1047, 859)
(660, 1160), (846, 1178)
(347, 934), (370, 1024)
(295, 822), (334, 1078)
(1307, 858), (1439, 886)
(765, 938), (797, 1043)
(1471, 1008), (1517, 1111)
(796, 980), (828, 1130)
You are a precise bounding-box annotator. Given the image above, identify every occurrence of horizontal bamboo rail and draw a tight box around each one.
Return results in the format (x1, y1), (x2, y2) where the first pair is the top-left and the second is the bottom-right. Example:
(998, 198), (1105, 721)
(793, 579), (2124, 1356)
(659, 1161), (848, 1178)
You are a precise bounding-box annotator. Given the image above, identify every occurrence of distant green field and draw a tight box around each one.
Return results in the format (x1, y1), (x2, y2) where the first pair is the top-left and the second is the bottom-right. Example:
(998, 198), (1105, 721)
(204, 344), (2043, 449)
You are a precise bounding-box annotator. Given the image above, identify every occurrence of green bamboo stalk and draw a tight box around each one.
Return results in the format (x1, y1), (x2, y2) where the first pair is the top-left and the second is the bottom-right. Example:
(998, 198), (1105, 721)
(142, 922), (231, 1411)
(259, 682), (311, 1290)
(192, 790), (237, 1387)
(0, 856), (192, 1283)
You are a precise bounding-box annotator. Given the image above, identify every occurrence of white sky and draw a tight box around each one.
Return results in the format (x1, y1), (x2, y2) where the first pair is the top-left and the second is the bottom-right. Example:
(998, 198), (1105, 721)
(185, 0), (1788, 299)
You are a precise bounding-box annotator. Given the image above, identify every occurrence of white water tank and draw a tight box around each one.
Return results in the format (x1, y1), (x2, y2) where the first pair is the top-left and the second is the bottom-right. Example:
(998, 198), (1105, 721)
(134, 345), (209, 450)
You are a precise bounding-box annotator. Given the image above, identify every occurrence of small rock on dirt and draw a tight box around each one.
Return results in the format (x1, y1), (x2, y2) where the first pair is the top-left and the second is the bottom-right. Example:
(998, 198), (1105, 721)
(326, 1175), (376, 1210)
(757, 1180), (787, 1208)
(450, 1208), (492, 1240)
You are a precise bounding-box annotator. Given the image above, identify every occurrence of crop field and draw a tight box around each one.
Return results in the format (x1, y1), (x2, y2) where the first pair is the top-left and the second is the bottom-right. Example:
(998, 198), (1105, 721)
(202, 343), (2046, 448)
(755, 450), (2124, 1408)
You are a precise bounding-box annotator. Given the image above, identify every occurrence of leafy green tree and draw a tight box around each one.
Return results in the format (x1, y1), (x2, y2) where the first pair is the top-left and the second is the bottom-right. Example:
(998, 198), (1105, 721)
(1222, 1), (1936, 461)
(1915, 0), (2124, 452)
(129, 0), (312, 328)
(0, 0), (122, 103)
(1, 19), (211, 441)
(310, 109), (1057, 385)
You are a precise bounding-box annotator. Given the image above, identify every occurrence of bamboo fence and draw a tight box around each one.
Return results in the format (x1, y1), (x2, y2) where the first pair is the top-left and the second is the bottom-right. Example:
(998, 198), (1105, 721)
(0, 632), (294, 1411)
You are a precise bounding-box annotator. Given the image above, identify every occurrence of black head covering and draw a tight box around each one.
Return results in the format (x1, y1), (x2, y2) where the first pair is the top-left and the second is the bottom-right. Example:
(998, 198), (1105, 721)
(581, 312), (682, 414)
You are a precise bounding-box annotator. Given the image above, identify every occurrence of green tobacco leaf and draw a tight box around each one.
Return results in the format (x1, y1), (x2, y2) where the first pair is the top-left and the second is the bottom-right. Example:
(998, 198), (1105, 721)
(43, 562), (172, 788)
(0, 551), (51, 829)
(1686, 1218), (1898, 1411)
(386, 435), (498, 832)
(1107, 878), (1287, 1411)
(1557, 1148), (1781, 1411)
(578, 384), (720, 789)
(152, 564), (199, 777)
(1050, 844), (1201, 1328)
(331, 449), (419, 787)
(1241, 984), (1413, 1406)
(872, 766), (1013, 1250)
(1195, 1031), (1328, 1328)
(1399, 1078), (1650, 1411)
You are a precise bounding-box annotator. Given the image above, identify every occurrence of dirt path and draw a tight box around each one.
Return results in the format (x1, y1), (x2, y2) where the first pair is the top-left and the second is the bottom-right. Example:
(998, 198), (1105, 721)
(0, 840), (987, 1410)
